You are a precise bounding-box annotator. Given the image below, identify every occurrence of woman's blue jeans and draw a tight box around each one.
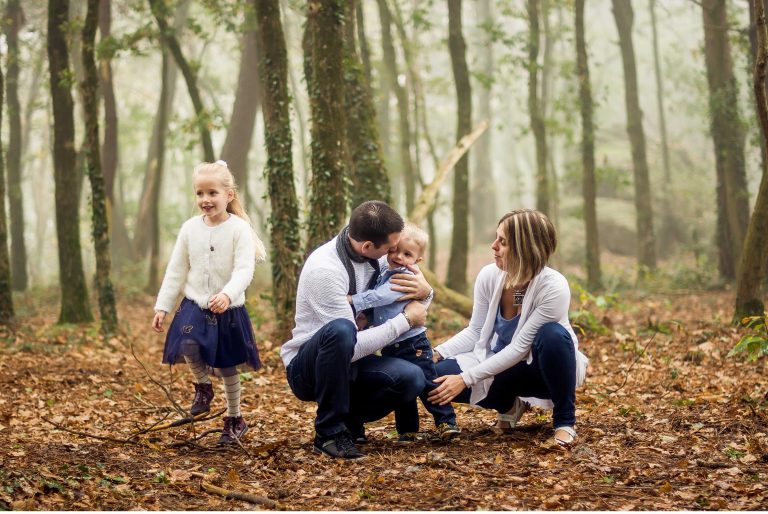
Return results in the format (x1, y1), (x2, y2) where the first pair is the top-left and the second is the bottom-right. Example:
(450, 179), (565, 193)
(434, 322), (576, 428)
(286, 319), (426, 438)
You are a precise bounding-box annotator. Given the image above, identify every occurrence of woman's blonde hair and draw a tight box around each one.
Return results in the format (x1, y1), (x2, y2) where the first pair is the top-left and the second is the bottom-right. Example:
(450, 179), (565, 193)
(193, 161), (266, 262)
(498, 209), (556, 288)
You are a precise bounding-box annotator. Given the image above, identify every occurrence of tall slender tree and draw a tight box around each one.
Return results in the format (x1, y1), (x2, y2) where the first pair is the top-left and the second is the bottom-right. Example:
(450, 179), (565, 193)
(253, 0), (302, 341)
(221, 20), (261, 206)
(81, 0), (117, 334)
(735, 0), (768, 319)
(702, 0), (750, 280)
(446, 0), (472, 293)
(4, 0), (27, 291)
(527, 0), (550, 217)
(48, 0), (93, 323)
(611, 0), (657, 274)
(304, 0), (349, 253)
(0, 63), (14, 322)
(148, 0), (214, 162)
(344, 0), (391, 208)
(575, 0), (601, 290)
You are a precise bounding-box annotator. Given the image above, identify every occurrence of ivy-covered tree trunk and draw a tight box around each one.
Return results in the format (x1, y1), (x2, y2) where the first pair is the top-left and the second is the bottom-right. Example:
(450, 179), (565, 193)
(0, 64), (15, 322)
(702, 0), (750, 281)
(527, 0), (550, 217)
(304, 0), (349, 253)
(48, 0), (93, 323)
(221, 24), (261, 207)
(377, 0), (415, 213)
(253, 0), (302, 342)
(355, 1), (372, 86)
(148, 0), (214, 162)
(576, 0), (601, 291)
(735, 0), (768, 319)
(134, 0), (189, 258)
(81, 0), (117, 335)
(99, 0), (133, 263)
(4, 0), (28, 292)
(612, 0), (657, 275)
(446, 0), (472, 293)
(344, 0), (391, 208)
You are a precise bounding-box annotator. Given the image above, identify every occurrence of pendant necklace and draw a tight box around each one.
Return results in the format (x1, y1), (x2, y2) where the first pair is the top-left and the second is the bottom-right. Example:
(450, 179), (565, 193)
(513, 288), (526, 306)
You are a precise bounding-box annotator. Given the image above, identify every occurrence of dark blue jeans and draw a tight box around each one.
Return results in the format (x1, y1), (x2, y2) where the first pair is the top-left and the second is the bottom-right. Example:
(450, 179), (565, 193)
(435, 322), (576, 428)
(381, 332), (457, 433)
(285, 319), (426, 438)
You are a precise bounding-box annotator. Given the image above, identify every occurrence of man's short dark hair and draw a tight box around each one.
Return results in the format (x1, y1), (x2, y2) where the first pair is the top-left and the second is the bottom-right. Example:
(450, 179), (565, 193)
(349, 201), (404, 247)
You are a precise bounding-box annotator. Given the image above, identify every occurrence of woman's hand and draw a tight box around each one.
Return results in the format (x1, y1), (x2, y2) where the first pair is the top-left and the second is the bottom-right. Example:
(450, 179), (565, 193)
(208, 293), (231, 314)
(390, 264), (432, 301)
(428, 374), (467, 406)
(152, 311), (167, 333)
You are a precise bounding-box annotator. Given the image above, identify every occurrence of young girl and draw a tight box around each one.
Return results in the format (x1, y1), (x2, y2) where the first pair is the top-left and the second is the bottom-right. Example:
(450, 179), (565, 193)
(152, 160), (266, 445)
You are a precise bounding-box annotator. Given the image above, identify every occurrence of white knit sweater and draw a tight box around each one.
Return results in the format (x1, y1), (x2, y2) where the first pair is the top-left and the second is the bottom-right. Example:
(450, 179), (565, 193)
(280, 236), (411, 367)
(154, 215), (265, 313)
(436, 264), (588, 407)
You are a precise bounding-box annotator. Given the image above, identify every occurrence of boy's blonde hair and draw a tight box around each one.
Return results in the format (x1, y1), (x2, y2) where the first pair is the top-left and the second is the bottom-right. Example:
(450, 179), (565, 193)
(402, 222), (429, 257)
(193, 160), (266, 262)
(497, 209), (556, 288)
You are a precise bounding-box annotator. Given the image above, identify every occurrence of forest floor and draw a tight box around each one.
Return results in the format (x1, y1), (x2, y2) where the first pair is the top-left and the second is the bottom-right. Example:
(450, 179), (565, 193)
(0, 287), (767, 510)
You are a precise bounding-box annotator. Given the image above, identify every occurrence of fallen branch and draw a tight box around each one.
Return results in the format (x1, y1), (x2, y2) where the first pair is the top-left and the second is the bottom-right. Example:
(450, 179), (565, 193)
(129, 341), (186, 416)
(136, 408), (226, 434)
(695, 459), (732, 469)
(200, 480), (278, 509)
(43, 417), (138, 445)
(421, 267), (473, 318)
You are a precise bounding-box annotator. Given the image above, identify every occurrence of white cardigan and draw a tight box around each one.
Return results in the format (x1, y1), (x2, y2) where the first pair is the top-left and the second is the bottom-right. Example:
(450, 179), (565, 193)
(435, 264), (588, 407)
(154, 215), (266, 313)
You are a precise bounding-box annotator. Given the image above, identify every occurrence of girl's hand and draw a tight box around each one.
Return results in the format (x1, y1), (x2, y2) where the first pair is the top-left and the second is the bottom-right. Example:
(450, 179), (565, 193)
(428, 374), (467, 405)
(208, 293), (231, 314)
(390, 264), (432, 301)
(432, 349), (444, 364)
(152, 311), (167, 333)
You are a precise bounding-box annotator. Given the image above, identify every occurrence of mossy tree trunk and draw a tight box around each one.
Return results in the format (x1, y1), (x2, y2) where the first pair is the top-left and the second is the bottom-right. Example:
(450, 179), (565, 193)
(4, 0), (27, 292)
(343, 0), (391, 208)
(148, 0), (214, 162)
(0, 63), (14, 322)
(702, 0), (750, 281)
(612, 0), (657, 276)
(575, 0), (601, 291)
(253, 0), (302, 342)
(48, 0), (93, 323)
(304, 0), (349, 253)
(81, 0), (117, 335)
(446, 0), (472, 294)
(527, 0), (550, 217)
(734, 0), (768, 320)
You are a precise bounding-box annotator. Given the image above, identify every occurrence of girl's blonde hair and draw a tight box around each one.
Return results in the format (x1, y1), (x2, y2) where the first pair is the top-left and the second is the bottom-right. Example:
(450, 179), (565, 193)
(193, 161), (266, 263)
(498, 209), (556, 288)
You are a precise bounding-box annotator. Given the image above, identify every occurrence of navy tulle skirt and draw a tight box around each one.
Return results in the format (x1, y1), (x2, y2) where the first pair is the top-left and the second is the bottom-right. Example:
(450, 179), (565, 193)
(162, 298), (262, 371)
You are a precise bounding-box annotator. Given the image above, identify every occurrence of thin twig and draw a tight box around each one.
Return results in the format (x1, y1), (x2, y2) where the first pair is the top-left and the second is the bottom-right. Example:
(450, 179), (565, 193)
(604, 331), (659, 394)
(43, 417), (138, 445)
(167, 428), (221, 447)
(136, 409), (226, 434)
(129, 341), (186, 415)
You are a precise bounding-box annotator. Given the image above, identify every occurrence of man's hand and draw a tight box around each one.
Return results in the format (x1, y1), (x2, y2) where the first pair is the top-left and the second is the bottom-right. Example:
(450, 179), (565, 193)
(403, 301), (427, 327)
(391, 264), (432, 301)
(428, 374), (467, 405)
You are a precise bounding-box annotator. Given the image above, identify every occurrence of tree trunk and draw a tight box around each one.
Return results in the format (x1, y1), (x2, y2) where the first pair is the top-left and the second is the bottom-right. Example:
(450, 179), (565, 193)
(472, 0), (497, 244)
(4, 0), (28, 292)
(611, 0), (657, 275)
(702, 0), (750, 281)
(220, 25), (261, 207)
(304, 0), (349, 253)
(541, 0), (561, 231)
(446, 0), (472, 293)
(148, 0), (214, 162)
(0, 63), (14, 322)
(356, 0), (372, 86)
(575, 0), (601, 291)
(527, 0), (550, 217)
(734, 0), (768, 320)
(344, 0), (391, 208)
(98, 0), (133, 264)
(133, 0), (189, 257)
(253, 0), (302, 342)
(81, 0), (117, 335)
(48, 0), (93, 323)
(377, 0), (415, 213)
(748, 0), (768, 176)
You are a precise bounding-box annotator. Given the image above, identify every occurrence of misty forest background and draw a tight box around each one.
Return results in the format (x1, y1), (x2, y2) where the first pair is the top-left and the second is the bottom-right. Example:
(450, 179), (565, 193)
(1, 0), (768, 345)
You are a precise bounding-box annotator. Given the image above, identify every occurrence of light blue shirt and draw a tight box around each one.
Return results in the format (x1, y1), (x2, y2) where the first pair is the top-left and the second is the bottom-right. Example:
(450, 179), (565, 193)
(492, 306), (520, 354)
(350, 266), (427, 343)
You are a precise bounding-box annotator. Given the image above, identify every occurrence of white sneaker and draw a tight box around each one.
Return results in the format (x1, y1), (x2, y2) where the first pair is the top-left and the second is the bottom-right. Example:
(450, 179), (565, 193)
(494, 397), (529, 431)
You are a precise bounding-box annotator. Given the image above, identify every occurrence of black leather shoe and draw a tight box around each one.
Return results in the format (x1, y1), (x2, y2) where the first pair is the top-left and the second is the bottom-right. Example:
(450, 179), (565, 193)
(313, 431), (365, 459)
